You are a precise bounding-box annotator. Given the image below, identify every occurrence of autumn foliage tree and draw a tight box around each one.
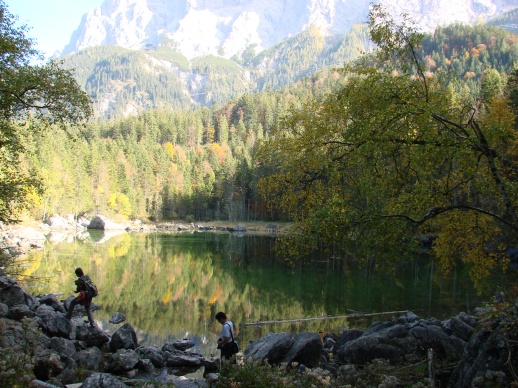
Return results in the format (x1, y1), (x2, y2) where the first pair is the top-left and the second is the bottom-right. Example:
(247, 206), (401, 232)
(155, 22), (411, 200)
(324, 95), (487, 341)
(0, 1), (91, 222)
(257, 5), (518, 286)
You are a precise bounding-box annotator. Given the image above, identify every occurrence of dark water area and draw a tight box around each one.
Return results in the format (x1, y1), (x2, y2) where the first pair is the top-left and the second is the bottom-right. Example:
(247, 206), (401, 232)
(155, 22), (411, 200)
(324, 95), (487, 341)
(25, 230), (516, 359)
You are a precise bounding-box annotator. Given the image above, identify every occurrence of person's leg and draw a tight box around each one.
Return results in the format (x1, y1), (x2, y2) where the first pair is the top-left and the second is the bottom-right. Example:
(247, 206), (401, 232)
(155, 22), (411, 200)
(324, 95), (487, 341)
(85, 300), (95, 327)
(66, 297), (79, 319)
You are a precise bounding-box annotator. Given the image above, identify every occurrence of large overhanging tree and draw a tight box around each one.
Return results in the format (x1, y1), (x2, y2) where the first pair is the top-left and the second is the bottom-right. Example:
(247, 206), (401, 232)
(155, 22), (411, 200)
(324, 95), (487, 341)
(0, 1), (91, 222)
(257, 5), (518, 286)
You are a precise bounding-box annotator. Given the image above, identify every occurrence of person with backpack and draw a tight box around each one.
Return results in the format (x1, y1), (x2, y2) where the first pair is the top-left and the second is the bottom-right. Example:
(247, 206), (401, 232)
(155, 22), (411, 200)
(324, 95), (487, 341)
(215, 311), (239, 361)
(65, 267), (96, 327)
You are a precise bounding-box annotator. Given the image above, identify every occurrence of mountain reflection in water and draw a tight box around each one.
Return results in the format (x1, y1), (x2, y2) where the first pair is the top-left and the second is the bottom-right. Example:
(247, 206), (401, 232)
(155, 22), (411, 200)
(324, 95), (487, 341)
(25, 231), (515, 358)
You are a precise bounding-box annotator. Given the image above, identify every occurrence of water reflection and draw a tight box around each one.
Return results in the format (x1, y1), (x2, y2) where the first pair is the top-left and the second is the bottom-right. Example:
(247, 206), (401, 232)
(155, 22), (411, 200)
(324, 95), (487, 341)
(25, 231), (516, 358)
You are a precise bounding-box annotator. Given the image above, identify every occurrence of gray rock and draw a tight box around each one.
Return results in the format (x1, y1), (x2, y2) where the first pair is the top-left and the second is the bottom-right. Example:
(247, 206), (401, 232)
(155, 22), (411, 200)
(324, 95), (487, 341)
(35, 304), (72, 338)
(137, 358), (155, 372)
(0, 275), (37, 308)
(171, 338), (195, 351)
(33, 349), (65, 381)
(53, 357), (77, 386)
(109, 323), (139, 351)
(448, 329), (511, 387)
(88, 215), (127, 230)
(48, 337), (76, 358)
(38, 294), (66, 313)
(81, 373), (129, 388)
(443, 317), (475, 342)
(136, 345), (165, 368)
(164, 352), (203, 367)
(109, 311), (126, 324)
(333, 328), (364, 353)
(106, 349), (140, 372)
(244, 332), (294, 364)
(280, 332), (323, 368)
(8, 304), (36, 319)
(74, 346), (104, 370)
(0, 302), (7, 317)
(75, 323), (110, 348)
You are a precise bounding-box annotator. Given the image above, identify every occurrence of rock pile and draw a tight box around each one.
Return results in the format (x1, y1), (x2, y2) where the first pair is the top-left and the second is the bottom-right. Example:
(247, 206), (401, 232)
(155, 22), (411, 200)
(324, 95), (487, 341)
(0, 270), (216, 387)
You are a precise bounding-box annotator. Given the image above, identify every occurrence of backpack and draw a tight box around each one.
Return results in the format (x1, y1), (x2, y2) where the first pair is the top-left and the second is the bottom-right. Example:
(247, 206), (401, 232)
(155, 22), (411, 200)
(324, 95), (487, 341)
(82, 276), (99, 298)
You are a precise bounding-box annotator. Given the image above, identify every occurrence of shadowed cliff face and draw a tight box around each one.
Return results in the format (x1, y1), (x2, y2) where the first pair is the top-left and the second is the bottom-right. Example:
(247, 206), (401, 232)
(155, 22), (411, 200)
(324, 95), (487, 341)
(61, 0), (516, 59)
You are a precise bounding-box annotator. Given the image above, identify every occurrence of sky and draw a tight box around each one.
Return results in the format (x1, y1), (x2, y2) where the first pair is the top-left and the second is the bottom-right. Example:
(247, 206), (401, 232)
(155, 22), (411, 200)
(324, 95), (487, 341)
(5, 0), (105, 57)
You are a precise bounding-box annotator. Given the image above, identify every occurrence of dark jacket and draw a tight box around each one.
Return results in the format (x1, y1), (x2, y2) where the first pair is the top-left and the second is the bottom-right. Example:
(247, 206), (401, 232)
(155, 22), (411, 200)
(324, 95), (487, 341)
(75, 275), (93, 296)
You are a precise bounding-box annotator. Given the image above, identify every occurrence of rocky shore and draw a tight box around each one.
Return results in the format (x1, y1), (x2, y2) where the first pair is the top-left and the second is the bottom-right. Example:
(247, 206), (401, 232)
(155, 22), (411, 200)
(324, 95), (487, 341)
(0, 268), (517, 387)
(0, 214), (283, 259)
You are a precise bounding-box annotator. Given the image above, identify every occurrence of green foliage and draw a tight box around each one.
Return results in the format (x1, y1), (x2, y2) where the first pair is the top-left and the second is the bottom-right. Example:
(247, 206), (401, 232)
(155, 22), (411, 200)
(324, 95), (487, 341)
(0, 1), (91, 222)
(0, 318), (40, 386)
(257, 4), (518, 287)
(150, 45), (190, 71)
(218, 359), (331, 387)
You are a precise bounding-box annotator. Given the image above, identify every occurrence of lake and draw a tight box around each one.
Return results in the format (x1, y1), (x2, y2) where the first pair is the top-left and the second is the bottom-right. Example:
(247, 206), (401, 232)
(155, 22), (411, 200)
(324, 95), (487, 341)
(24, 230), (516, 359)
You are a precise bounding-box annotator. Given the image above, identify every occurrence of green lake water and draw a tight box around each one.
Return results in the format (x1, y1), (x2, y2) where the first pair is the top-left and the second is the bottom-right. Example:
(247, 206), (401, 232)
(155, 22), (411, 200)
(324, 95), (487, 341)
(25, 230), (516, 359)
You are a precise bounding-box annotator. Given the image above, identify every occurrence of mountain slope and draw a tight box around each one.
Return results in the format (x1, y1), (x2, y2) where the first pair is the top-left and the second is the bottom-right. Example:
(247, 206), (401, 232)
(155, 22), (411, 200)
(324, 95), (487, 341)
(62, 0), (518, 60)
(63, 24), (371, 118)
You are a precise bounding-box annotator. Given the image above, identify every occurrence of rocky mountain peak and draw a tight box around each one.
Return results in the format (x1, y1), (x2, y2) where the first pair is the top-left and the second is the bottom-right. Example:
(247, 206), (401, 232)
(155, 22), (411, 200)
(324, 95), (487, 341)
(62, 0), (518, 59)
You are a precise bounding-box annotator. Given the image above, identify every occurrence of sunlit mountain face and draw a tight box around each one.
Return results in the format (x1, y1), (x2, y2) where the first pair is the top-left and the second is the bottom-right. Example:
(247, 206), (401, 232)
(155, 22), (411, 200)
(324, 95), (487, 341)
(61, 0), (518, 60)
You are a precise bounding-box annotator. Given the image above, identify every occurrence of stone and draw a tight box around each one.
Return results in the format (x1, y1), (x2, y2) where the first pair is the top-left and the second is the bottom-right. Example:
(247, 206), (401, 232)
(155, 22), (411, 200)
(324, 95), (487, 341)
(244, 332), (294, 364)
(7, 304), (36, 319)
(106, 349), (140, 372)
(75, 323), (110, 348)
(443, 317), (475, 342)
(171, 338), (195, 351)
(136, 345), (165, 368)
(33, 349), (65, 381)
(48, 337), (76, 358)
(35, 304), (72, 338)
(81, 373), (129, 388)
(280, 332), (323, 368)
(109, 311), (126, 324)
(39, 294), (66, 313)
(73, 346), (104, 370)
(164, 353), (203, 367)
(109, 322), (139, 351)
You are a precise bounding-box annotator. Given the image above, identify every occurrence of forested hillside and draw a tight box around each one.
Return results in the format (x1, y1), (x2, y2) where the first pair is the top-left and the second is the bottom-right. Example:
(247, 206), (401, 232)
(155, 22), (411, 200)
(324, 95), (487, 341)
(61, 25), (371, 119)
(18, 22), (518, 228)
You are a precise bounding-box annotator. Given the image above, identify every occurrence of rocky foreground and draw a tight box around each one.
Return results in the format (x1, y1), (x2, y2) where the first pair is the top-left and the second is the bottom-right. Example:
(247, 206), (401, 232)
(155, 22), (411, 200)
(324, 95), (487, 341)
(0, 269), (517, 387)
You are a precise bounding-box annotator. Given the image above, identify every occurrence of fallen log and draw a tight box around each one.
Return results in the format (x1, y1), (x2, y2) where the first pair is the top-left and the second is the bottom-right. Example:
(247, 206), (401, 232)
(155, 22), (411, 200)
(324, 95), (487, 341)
(245, 310), (409, 326)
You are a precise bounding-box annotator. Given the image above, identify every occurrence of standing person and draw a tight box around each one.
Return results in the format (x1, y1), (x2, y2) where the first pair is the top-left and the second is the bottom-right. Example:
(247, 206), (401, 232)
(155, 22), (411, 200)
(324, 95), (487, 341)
(216, 311), (239, 361)
(65, 268), (95, 327)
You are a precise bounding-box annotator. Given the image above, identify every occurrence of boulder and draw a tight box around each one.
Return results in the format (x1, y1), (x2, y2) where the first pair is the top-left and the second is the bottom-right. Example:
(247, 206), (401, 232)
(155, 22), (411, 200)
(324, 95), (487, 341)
(106, 349), (140, 373)
(0, 275), (37, 309)
(33, 349), (65, 381)
(48, 337), (76, 358)
(136, 345), (165, 368)
(75, 322), (110, 348)
(45, 215), (70, 230)
(442, 317), (475, 342)
(88, 215), (127, 230)
(244, 332), (295, 364)
(81, 373), (129, 388)
(35, 304), (72, 338)
(280, 332), (323, 368)
(136, 358), (155, 373)
(73, 346), (104, 370)
(164, 352), (203, 368)
(171, 338), (195, 351)
(7, 304), (36, 319)
(0, 301), (8, 317)
(334, 312), (466, 365)
(448, 329), (510, 387)
(109, 323), (139, 351)
(109, 311), (126, 324)
(38, 294), (66, 313)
